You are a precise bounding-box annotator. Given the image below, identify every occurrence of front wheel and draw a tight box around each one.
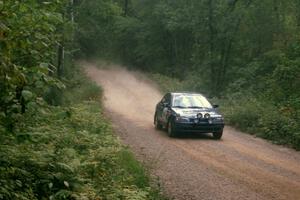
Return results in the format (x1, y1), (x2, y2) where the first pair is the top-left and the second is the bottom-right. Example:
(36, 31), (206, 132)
(154, 114), (162, 130)
(213, 130), (223, 140)
(167, 120), (177, 137)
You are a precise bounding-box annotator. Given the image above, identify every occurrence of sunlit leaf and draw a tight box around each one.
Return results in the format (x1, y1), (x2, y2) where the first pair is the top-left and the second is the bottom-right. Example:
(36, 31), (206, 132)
(22, 90), (33, 101)
(63, 181), (69, 188)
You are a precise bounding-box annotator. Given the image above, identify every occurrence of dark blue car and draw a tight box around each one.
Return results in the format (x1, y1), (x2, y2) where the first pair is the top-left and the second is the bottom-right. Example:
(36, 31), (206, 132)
(154, 92), (224, 139)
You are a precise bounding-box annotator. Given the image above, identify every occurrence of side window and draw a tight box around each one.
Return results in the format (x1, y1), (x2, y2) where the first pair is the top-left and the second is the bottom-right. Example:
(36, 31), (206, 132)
(165, 94), (171, 104)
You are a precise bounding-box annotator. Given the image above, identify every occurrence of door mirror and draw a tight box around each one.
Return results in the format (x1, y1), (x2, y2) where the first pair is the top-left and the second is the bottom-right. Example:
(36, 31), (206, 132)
(163, 102), (170, 107)
(213, 104), (219, 108)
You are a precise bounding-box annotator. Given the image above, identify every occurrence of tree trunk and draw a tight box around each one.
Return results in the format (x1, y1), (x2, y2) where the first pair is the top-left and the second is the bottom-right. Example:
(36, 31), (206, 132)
(208, 0), (217, 95)
(124, 0), (128, 16)
(57, 42), (64, 78)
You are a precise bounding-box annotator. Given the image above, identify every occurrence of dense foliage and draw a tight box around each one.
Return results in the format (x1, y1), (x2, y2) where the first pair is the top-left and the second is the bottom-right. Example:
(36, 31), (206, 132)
(0, 66), (165, 199)
(1, 1), (166, 199)
(76, 0), (300, 149)
(0, 0), (69, 130)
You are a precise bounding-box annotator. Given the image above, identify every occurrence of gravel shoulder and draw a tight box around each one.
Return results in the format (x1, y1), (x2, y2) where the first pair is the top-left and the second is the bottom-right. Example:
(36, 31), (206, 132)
(84, 62), (300, 200)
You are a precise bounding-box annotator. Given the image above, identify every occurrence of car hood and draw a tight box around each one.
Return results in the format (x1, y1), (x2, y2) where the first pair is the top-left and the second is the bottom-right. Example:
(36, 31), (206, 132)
(171, 108), (222, 118)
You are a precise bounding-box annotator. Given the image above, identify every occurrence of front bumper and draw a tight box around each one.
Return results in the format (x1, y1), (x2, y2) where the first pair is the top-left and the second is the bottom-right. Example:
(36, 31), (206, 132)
(174, 121), (224, 133)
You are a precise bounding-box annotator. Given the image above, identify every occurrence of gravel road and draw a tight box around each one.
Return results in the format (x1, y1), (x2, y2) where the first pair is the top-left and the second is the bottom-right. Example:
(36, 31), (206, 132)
(84, 62), (300, 200)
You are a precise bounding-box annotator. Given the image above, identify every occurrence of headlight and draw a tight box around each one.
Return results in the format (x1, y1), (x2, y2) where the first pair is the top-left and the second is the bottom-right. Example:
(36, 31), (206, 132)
(197, 113), (203, 118)
(204, 113), (210, 119)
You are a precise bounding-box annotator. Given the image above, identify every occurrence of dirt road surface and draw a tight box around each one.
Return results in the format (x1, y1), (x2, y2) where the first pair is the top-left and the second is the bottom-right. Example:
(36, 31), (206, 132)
(84, 62), (300, 200)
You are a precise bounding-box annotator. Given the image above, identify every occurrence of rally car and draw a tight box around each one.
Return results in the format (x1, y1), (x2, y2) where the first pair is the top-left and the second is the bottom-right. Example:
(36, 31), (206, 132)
(154, 92), (224, 139)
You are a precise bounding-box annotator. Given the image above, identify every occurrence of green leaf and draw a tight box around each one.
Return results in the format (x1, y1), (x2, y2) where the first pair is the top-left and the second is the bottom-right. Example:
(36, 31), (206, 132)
(40, 62), (49, 68)
(16, 180), (22, 187)
(63, 181), (69, 188)
(22, 90), (33, 101)
(0, 112), (5, 118)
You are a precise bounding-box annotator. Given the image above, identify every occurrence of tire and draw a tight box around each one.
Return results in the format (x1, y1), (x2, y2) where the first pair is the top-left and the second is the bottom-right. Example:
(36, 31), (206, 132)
(213, 130), (223, 140)
(167, 119), (176, 137)
(154, 114), (162, 130)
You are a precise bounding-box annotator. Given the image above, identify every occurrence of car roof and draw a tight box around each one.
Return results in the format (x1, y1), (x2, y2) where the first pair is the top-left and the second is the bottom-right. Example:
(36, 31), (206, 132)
(170, 92), (204, 96)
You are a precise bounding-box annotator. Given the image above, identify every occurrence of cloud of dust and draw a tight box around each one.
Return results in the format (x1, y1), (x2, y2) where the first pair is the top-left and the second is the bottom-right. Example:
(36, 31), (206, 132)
(84, 62), (162, 123)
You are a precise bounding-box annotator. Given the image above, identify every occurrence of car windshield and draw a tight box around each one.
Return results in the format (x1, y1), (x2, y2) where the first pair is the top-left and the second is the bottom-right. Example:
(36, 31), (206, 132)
(172, 94), (212, 108)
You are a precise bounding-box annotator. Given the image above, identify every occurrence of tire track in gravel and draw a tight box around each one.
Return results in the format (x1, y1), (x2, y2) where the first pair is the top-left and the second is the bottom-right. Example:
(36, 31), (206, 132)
(83, 61), (300, 200)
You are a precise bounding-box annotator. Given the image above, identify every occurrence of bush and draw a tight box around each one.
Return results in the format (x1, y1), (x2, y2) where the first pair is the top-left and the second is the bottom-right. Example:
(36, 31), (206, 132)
(220, 95), (300, 150)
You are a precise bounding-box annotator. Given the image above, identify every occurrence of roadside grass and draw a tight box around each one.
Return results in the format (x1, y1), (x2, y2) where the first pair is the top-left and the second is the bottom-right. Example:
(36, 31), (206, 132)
(117, 149), (149, 188)
(0, 66), (166, 199)
(148, 73), (300, 150)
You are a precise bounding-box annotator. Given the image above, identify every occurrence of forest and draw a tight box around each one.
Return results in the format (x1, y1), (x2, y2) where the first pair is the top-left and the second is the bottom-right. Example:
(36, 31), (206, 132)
(0, 0), (299, 199)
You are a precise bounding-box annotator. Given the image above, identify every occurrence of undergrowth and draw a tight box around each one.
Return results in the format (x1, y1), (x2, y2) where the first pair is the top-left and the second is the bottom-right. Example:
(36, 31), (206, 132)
(220, 95), (300, 150)
(0, 66), (165, 199)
